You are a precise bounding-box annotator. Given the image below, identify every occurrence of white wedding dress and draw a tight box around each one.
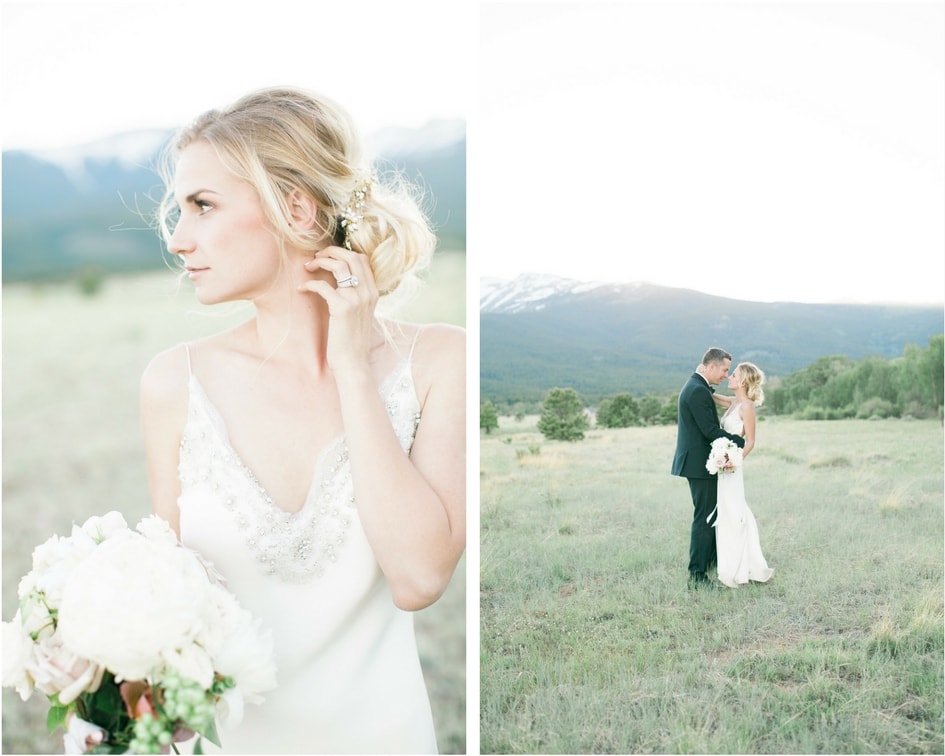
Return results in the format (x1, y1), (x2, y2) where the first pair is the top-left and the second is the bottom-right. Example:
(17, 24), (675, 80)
(175, 342), (437, 754)
(714, 403), (774, 588)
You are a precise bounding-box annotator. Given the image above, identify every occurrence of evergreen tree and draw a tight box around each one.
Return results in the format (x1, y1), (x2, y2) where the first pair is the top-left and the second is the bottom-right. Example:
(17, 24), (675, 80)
(480, 400), (499, 434)
(537, 387), (589, 441)
(596, 393), (640, 428)
(638, 396), (663, 425)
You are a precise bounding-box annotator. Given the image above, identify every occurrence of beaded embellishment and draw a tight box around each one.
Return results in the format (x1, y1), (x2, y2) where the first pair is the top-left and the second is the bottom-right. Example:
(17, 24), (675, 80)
(178, 358), (420, 583)
(338, 177), (372, 251)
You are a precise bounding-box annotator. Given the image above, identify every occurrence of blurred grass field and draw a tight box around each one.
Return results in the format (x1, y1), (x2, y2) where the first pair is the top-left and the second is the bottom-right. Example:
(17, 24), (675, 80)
(480, 415), (944, 753)
(1, 251), (466, 754)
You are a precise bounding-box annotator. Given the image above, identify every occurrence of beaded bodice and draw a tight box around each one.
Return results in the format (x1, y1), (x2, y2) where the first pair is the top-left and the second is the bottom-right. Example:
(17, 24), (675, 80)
(178, 357), (421, 583)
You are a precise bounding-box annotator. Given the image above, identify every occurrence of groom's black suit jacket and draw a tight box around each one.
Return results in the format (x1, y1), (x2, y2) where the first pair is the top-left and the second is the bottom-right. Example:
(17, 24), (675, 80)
(671, 373), (746, 479)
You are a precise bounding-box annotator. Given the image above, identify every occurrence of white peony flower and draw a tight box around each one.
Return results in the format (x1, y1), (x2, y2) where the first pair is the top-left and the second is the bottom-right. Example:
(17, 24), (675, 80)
(207, 585), (276, 705)
(25, 534), (78, 606)
(19, 595), (55, 641)
(57, 535), (211, 682)
(136, 514), (180, 547)
(2, 617), (36, 701)
(78, 511), (128, 543)
(215, 687), (245, 728)
(160, 642), (215, 689)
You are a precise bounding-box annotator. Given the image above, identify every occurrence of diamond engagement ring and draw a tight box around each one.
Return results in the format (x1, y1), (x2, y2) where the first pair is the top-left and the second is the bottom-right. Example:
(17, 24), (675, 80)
(336, 275), (359, 288)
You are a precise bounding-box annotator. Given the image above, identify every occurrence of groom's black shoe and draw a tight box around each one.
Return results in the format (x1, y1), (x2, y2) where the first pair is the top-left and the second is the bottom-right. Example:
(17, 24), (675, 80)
(687, 573), (718, 591)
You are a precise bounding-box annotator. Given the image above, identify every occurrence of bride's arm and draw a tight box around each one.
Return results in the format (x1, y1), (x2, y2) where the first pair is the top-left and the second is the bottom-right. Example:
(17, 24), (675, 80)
(740, 402), (757, 458)
(713, 393), (734, 408)
(139, 345), (188, 538)
(335, 325), (466, 612)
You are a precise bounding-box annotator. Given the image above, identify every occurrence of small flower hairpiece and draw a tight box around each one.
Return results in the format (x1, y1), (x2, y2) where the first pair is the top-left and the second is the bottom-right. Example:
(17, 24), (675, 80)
(338, 177), (373, 250)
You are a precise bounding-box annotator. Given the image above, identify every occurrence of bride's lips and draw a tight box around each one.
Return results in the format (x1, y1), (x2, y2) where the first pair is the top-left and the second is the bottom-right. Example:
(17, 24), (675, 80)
(186, 266), (209, 280)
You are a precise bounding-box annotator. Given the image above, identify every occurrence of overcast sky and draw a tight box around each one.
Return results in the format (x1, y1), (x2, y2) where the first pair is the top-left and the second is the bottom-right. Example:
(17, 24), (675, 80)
(3, 2), (943, 306)
(1, 1), (470, 149)
(479, 1), (944, 305)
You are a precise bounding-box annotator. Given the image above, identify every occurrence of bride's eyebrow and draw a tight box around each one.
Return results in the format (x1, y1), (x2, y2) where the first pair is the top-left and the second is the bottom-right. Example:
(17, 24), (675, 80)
(183, 190), (221, 203)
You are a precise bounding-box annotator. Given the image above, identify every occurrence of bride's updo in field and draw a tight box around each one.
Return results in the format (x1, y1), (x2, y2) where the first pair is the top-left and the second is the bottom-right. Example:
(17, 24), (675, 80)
(736, 362), (766, 406)
(158, 86), (435, 298)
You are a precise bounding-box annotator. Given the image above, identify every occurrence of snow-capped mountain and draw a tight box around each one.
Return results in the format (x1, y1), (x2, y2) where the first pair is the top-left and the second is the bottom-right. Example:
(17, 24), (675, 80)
(480, 273), (676, 314)
(480, 273), (611, 313)
(32, 129), (172, 191)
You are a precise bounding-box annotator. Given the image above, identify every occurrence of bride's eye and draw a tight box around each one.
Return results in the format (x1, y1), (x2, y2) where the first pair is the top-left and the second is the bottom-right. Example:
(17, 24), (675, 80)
(195, 199), (213, 214)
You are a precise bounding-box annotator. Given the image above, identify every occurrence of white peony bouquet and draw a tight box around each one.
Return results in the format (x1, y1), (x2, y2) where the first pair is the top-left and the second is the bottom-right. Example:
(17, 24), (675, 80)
(705, 437), (743, 475)
(2, 511), (276, 754)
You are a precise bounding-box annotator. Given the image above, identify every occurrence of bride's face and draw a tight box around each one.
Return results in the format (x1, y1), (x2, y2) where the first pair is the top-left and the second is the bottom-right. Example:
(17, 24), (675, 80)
(168, 142), (284, 305)
(727, 368), (741, 389)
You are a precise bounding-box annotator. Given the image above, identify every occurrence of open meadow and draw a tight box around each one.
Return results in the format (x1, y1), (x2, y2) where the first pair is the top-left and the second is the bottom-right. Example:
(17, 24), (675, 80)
(481, 415), (944, 754)
(1, 251), (466, 754)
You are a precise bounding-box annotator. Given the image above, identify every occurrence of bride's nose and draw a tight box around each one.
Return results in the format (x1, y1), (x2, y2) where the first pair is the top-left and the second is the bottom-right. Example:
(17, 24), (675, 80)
(169, 220), (194, 257)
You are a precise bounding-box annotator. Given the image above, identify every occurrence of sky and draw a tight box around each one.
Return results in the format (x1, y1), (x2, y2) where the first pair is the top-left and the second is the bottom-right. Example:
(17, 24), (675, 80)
(479, 1), (945, 305)
(1, 1), (471, 149)
(2, 1), (943, 306)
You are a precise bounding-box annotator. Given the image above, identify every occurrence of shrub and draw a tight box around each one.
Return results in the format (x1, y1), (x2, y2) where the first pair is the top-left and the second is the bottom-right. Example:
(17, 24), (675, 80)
(856, 397), (897, 420)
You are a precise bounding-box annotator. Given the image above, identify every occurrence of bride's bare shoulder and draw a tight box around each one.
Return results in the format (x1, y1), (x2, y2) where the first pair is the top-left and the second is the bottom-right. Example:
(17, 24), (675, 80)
(141, 323), (252, 399)
(383, 320), (464, 400)
(140, 342), (189, 401)
(380, 320), (464, 358)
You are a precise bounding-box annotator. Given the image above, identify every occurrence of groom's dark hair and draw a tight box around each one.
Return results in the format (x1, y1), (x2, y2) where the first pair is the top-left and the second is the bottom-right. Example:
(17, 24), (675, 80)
(702, 347), (732, 365)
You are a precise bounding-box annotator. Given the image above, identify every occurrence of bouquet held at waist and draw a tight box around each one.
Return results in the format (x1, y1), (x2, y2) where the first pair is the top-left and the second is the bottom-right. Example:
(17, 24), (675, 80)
(2, 511), (276, 754)
(705, 437), (743, 475)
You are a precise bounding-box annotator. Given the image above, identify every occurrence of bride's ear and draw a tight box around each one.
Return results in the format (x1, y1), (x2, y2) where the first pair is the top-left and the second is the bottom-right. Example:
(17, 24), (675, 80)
(287, 189), (320, 232)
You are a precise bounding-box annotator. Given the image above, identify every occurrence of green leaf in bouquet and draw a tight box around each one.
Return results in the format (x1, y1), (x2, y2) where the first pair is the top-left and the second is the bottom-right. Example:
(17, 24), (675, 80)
(75, 673), (135, 750)
(201, 716), (222, 747)
(46, 701), (70, 733)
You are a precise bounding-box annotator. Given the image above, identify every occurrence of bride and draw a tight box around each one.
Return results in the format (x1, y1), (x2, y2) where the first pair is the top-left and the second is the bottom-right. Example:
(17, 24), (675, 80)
(711, 362), (774, 588)
(138, 87), (465, 753)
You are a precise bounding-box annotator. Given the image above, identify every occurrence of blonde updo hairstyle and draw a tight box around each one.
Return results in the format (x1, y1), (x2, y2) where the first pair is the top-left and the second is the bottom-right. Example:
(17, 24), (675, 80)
(158, 87), (436, 298)
(736, 362), (766, 407)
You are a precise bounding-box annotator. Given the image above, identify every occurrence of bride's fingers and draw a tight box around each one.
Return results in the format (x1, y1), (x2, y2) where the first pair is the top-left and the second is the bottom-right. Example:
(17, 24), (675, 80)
(306, 246), (375, 288)
(305, 255), (352, 284)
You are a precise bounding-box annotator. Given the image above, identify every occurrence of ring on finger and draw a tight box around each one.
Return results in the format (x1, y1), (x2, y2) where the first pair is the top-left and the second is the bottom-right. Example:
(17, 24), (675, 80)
(336, 275), (359, 288)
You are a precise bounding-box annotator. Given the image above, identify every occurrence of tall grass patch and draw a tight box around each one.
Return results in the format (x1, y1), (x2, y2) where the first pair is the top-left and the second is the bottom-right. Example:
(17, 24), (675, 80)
(481, 416), (944, 753)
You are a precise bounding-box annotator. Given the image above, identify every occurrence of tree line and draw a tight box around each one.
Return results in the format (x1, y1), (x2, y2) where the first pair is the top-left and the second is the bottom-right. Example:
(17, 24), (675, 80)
(480, 335), (944, 440)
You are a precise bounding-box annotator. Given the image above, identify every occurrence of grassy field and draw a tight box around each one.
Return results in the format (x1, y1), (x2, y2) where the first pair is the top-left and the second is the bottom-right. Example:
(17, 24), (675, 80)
(480, 415), (944, 754)
(1, 251), (466, 754)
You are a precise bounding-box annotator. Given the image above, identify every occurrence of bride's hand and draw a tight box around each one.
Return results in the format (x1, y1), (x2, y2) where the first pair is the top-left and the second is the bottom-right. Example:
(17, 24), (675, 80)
(63, 713), (105, 754)
(300, 246), (378, 374)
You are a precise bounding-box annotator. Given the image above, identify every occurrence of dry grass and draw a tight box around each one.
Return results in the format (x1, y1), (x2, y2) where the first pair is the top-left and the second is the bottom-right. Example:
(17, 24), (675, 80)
(481, 415), (944, 754)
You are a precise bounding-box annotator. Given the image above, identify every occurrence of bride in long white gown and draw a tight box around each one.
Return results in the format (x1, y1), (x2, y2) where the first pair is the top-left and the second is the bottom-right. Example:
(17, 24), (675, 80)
(712, 362), (774, 588)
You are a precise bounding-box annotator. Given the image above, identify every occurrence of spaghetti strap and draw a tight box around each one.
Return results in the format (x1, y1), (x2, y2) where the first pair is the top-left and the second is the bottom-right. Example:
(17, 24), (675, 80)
(183, 343), (193, 377)
(406, 326), (423, 363)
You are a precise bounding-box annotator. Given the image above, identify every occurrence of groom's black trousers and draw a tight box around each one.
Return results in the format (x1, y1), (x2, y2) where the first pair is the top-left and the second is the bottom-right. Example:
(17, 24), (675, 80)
(688, 477), (718, 576)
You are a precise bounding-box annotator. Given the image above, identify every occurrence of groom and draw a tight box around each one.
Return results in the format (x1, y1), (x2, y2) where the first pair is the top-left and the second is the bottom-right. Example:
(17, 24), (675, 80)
(671, 347), (746, 589)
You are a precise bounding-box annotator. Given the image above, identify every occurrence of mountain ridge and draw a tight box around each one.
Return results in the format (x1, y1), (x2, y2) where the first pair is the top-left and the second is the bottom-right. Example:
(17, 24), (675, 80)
(2, 121), (465, 282)
(480, 273), (944, 405)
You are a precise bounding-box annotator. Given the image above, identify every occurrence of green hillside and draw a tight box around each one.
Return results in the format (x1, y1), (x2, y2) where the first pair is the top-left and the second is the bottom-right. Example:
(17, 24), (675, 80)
(481, 285), (943, 406)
